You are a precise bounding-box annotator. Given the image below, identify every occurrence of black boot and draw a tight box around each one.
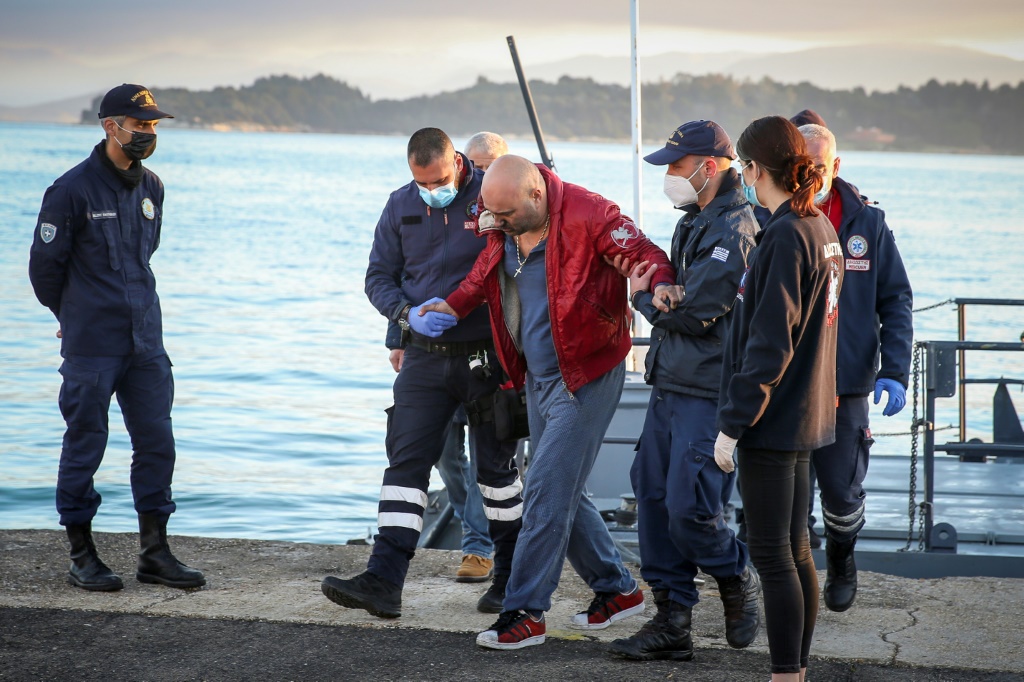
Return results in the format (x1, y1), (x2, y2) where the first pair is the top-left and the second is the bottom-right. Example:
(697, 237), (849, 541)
(66, 524), (123, 591)
(824, 536), (857, 612)
(136, 514), (206, 588)
(477, 572), (509, 614)
(608, 589), (693, 661)
(716, 567), (761, 648)
(321, 571), (402, 618)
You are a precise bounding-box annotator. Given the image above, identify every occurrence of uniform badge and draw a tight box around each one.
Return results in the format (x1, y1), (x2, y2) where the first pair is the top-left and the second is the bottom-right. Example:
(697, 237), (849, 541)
(40, 223), (57, 243)
(610, 220), (640, 248)
(847, 235), (868, 258)
(141, 198), (155, 220)
(466, 202), (480, 218)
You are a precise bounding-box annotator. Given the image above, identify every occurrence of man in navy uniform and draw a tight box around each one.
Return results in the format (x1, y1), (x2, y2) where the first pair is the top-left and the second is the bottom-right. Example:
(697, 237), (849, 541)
(608, 121), (762, 660)
(29, 84), (204, 591)
(322, 128), (522, 618)
(798, 122), (913, 612)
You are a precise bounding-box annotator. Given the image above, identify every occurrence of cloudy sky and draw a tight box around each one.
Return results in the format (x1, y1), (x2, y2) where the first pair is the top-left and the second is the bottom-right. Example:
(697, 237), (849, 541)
(2, 0), (1023, 106)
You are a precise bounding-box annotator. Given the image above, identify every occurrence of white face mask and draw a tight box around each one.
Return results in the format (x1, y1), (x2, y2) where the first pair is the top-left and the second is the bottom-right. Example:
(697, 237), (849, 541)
(663, 164), (708, 208)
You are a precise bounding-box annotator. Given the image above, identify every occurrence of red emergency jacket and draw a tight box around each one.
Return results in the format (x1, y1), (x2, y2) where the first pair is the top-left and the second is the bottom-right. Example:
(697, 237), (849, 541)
(446, 165), (675, 392)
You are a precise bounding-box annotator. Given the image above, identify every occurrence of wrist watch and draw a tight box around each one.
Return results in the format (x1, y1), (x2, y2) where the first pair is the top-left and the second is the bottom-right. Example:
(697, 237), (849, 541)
(397, 304), (413, 331)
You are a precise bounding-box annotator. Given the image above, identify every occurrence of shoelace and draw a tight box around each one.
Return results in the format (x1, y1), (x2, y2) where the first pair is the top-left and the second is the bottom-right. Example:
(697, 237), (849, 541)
(586, 592), (618, 615)
(491, 610), (527, 631)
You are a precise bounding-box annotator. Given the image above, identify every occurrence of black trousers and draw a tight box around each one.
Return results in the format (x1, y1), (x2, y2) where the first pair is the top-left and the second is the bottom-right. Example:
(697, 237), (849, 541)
(367, 345), (522, 587)
(737, 447), (818, 675)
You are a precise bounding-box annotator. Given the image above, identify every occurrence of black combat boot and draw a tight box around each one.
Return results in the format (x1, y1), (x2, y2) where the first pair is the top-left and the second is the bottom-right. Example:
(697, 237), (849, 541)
(321, 571), (402, 618)
(716, 567), (761, 648)
(66, 524), (124, 591)
(608, 589), (693, 661)
(477, 572), (509, 614)
(136, 514), (206, 588)
(823, 536), (857, 612)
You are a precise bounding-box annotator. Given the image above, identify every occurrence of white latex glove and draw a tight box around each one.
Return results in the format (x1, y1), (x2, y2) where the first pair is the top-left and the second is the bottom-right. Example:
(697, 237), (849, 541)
(714, 432), (738, 473)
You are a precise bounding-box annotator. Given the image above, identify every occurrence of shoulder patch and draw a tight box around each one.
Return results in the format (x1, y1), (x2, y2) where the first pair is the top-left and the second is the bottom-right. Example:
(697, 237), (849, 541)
(610, 220), (640, 248)
(141, 198), (155, 220)
(40, 222), (57, 243)
(711, 246), (729, 262)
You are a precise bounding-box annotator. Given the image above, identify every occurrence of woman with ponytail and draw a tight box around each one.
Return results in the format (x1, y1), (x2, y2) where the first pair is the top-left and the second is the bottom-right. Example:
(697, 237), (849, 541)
(714, 116), (845, 681)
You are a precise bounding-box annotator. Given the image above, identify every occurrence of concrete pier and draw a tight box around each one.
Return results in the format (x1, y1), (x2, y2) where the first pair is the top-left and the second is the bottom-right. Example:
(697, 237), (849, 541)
(1, 529), (1022, 681)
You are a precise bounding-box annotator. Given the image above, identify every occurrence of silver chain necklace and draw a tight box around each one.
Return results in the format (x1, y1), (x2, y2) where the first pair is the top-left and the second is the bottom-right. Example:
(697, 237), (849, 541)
(512, 215), (550, 277)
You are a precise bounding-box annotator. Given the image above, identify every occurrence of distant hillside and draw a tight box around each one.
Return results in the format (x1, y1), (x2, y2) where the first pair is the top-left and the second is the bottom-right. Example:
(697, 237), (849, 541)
(0, 92), (100, 124)
(508, 44), (1024, 94)
(77, 73), (1024, 155)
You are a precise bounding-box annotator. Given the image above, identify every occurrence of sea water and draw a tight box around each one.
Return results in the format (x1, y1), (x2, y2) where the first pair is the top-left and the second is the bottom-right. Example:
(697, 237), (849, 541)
(1, 122), (1022, 543)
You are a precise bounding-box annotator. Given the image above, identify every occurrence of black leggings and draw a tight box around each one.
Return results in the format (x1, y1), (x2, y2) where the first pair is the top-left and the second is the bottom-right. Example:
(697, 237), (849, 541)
(737, 448), (818, 675)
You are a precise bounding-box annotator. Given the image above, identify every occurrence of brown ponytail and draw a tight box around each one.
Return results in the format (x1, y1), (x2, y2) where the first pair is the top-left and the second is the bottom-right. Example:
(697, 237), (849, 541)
(736, 116), (824, 218)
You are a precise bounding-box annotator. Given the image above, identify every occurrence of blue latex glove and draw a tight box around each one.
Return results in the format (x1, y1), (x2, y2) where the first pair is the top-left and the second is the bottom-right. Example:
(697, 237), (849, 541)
(874, 378), (906, 416)
(408, 297), (458, 338)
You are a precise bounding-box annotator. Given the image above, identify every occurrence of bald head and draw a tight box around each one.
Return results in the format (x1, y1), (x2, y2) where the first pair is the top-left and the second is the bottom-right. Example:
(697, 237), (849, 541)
(480, 155), (547, 237)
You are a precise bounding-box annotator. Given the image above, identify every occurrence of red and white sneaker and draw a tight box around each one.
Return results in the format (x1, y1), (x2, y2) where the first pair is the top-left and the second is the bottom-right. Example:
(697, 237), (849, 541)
(570, 585), (645, 630)
(476, 610), (546, 650)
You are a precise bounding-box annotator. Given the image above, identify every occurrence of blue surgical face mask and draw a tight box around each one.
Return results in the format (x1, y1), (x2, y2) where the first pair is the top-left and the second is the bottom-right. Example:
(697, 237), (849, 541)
(814, 177), (833, 206)
(418, 180), (457, 209)
(739, 162), (763, 208)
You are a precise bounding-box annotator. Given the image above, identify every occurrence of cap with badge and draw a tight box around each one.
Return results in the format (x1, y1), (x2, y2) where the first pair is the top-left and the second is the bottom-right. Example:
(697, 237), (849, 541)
(97, 84), (174, 120)
(644, 120), (735, 166)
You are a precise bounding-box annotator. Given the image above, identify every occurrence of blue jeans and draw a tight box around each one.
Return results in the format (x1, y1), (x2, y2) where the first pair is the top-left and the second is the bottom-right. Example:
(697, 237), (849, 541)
(435, 413), (494, 558)
(631, 389), (749, 607)
(503, 362), (635, 613)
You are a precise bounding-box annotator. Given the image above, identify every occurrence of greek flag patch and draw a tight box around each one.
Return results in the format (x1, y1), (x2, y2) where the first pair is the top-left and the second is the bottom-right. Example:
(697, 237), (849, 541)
(711, 246), (729, 262)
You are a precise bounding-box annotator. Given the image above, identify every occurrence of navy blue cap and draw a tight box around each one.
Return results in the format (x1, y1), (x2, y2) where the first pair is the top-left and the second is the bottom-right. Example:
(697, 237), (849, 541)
(644, 120), (735, 165)
(790, 109), (827, 128)
(97, 84), (173, 120)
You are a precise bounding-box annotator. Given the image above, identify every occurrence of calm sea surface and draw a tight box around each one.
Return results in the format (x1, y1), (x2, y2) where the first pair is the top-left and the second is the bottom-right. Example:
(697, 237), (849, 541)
(1, 122), (1022, 543)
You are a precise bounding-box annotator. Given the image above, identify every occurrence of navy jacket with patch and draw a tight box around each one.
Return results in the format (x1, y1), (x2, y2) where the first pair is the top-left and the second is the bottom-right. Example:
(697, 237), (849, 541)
(29, 142), (166, 357)
(718, 201), (845, 451)
(634, 170), (759, 399)
(829, 176), (913, 394)
(364, 152), (491, 342)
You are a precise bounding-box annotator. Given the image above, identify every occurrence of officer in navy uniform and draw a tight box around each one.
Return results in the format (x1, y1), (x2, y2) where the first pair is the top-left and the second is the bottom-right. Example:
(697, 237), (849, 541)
(609, 121), (762, 661)
(321, 128), (522, 618)
(797, 122), (913, 612)
(29, 84), (204, 591)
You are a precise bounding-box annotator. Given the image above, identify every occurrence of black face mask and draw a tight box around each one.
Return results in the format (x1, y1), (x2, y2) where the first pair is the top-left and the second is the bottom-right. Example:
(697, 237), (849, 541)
(114, 122), (157, 161)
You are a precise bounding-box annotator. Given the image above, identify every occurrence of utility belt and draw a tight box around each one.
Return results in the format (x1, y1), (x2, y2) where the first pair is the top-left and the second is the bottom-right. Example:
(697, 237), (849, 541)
(409, 334), (493, 357)
(464, 387), (530, 442)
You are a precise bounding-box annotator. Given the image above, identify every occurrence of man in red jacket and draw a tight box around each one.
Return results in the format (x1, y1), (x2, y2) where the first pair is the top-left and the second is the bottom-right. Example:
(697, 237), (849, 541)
(422, 155), (676, 650)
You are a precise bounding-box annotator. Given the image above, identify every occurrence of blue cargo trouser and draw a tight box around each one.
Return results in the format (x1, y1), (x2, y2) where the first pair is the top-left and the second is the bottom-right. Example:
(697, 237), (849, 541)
(810, 395), (872, 542)
(631, 388), (749, 607)
(56, 351), (178, 526)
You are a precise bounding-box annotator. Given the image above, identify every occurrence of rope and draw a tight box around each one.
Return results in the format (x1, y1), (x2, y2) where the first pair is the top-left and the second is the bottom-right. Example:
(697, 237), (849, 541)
(871, 424), (956, 438)
(912, 298), (955, 313)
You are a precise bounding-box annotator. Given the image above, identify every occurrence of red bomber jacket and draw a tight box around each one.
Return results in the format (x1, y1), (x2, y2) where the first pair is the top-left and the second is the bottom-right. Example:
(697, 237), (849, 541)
(446, 164), (675, 393)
